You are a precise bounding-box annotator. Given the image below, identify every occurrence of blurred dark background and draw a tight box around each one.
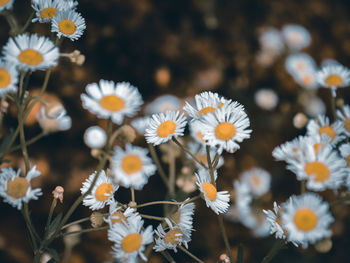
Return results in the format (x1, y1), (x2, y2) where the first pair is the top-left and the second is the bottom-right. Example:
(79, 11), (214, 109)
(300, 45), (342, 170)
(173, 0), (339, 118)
(1, 0), (350, 262)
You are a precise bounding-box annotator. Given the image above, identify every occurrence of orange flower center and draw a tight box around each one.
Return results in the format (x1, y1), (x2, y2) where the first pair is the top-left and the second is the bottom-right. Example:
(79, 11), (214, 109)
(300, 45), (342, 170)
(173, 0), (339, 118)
(301, 74), (313, 86)
(0, 0), (9, 6)
(195, 131), (205, 143)
(325, 74), (343, 86)
(346, 155), (350, 167)
(215, 122), (236, 141)
(304, 161), (330, 182)
(7, 177), (29, 199)
(0, 68), (11, 88)
(121, 233), (142, 253)
(250, 175), (261, 187)
(318, 126), (336, 141)
(164, 229), (183, 245)
(157, 120), (176, 137)
(198, 106), (215, 116)
(58, 19), (77, 35)
(314, 143), (324, 155)
(40, 7), (58, 19)
(294, 208), (318, 232)
(18, 49), (43, 66)
(99, 95), (125, 112)
(202, 182), (217, 201)
(95, 183), (113, 201)
(121, 155), (143, 175)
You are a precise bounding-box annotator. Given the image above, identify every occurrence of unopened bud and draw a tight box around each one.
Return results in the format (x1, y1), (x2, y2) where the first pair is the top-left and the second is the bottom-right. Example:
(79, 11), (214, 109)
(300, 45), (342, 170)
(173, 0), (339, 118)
(90, 212), (104, 228)
(315, 238), (332, 253)
(219, 253), (230, 263)
(75, 54), (85, 66)
(116, 125), (136, 143)
(45, 102), (65, 119)
(128, 201), (137, 208)
(52, 186), (64, 203)
(293, 112), (308, 129)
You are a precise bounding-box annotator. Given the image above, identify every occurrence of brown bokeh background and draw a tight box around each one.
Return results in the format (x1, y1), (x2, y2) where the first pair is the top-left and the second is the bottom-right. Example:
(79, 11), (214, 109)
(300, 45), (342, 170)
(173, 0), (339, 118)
(1, 0), (350, 262)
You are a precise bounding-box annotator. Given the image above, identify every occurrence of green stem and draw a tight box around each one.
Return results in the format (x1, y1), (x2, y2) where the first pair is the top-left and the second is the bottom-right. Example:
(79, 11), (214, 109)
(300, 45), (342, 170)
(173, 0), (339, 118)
(61, 217), (94, 230)
(206, 145), (216, 186)
(9, 132), (46, 152)
(135, 195), (200, 209)
(329, 88), (337, 121)
(178, 245), (204, 263)
(261, 239), (285, 263)
(19, 11), (35, 34)
(45, 198), (57, 234)
(160, 250), (176, 263)
(139, 214), (164, 221)
(22, 203), (38, 252)
(130, 187), (135, 203)
(218, 215), (234, 263)
(169, 149), (176, 197)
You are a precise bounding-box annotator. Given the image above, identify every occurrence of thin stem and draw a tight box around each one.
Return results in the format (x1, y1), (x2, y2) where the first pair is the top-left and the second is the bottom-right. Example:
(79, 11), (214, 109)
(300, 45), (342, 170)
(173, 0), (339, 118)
(45, 198), (57, 234)
(330, 194), (350, 206)
(212, 153), (220, 169)
(218, 215), (234, 263)
(9, 132), (46, 152)
(22, 203), (38, 252)
(61, 217), (93, 230)
(2, 10), (20, 35)
(18, 109), (30, 172)
(140, 214), (164, 221)
(178, 245), (205, 263)
(130, 187), (135, 203)
(135, 195), (200, 209)
(261, 239), (285, 263)
(60, 226), (109, 238)
(329, 88), (337, 121)
(147, 144), (172, 194)
(300, 180), (306, 194)
(206, 145), (216, 186)
(19, 11), (35, 34)
(169, 150), (176, 197)
(172, 137), (208, 170)
(160, 250), (176, 263)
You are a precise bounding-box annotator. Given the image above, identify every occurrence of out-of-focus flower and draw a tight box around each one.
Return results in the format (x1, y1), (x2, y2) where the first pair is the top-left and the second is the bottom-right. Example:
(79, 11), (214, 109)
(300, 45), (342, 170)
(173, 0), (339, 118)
(259, 28), (284, 54)
(3, 34), (59, 71)
(0, 0), (14, 11)
(90, 212), (104, 228)
(336, 105), (350, 135)
(0, 166), (42, 210)
(285, 53), (316, 77)
(52, 185), (64, 203)
(144, 94), (181, 115)
(199, 104), (251, 154)
(81, 170), (118, 210)
(84, 126), (107, 149)
(196, 169), (230, 214)
(241, 167), (271, 197)
(293, 113), (309, 129)
(113, 125), (136, 143)
(339, 143), (350, 167)
(37, 104), (72, 133)
(282, 24), (311, 51)
(0, 60), (18, 97)
(63, 224), (81, 248)
(81, 80), (143, 124)
(254, 89), (278, 110)
(131, 116), (151, 134)
(145, 110), (187, 146)
(108, 216), (153, 262)
(51, 10), (86, 41)
(111, 143), (156, 190)
(154, 67), (171, 87)
(300, 94), (326, 117)
(281, 193), (334, 248)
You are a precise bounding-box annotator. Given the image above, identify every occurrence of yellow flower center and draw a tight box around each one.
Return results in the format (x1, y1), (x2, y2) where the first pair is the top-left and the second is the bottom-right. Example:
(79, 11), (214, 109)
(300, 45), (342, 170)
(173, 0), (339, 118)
(314, 143), (324, 155)
(99, 95), (125, 112)
(343, 118), (350, 133)
(95, 183), (113, 201)
(215, 122), (236, 141)
(202, 182), (217, 201)
(325, 74), (343, 86)
(7, 177), (29, 199)
(318, 126), (336, 141)
(58, 19), (77, 35)
(0, 68), (11, 89)
(157, 120), (176, 137)
(164, 229), (183, 245)
(18, 49), (43, 66)
(0, 0), (9, 6)
(111, 211), (127, 225)
(301, 74), (313, 86)
(40, 7), (58, 19)
(346, 155), (350, 167)
(304, 161), (330, 182)
(294, 208), (318, 232)
(121, 233), (142, 253)
(198, 106), (215, 116)
(121, 155), (143, 175)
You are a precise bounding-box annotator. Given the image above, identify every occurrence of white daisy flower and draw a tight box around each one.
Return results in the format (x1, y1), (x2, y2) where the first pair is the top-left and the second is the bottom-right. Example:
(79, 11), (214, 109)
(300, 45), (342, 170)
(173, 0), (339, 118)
(3, 33), (59, 71)
(281, 24), (311, 51)
(31, 0), (66, 23)
(195, 169), (230, 214)
(306, 115), (345, 145)
(285, 53), (316, 77)
(108, 216), (153, 262)
(199, 104), (251, 153)
(0, 0), (14, 11)
(81, 80), (143, 124)
(145, 110), (187, 146)
(252, 215), (271, 238)
(111, 143), (156, 190)
(37, 105), (71, 133)
(188, 142), (223, 169)
(83, 126), (107, 149)
(189, 120), (207, 144)
(130, 116), (151, 134)
(259, 28), (284, 54)
(263, 202), (286, 240)
(0, 60), (18, 97)
(51, 10), (86, 41)
(81, 170), (118, 211)
(183, 91), (238, 120)
(154, 218), (191, 252)
(302, 94), (326, 117)
(287, 142), (347, 191)
(168, 200), (195, 233)
(316, 64), (350, 96)
(145, 94), (181, 115)
(272, 135), (307, 163)
(63, 0), (78, 9)
(337, 104), (350, 136)
(295, 70), (319, 90)
(0, 166), (42, 210)
(340, 143), (350, 167)
(281, 193), (334, 248)
(254, 89), (279, 110)
(241, 167), (271, 197)
(105, 201), (141, 228)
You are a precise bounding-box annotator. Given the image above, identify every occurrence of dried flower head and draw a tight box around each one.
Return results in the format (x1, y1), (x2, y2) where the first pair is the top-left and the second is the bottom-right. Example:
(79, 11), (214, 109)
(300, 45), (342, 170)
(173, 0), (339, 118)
(52, 186), (64, 203)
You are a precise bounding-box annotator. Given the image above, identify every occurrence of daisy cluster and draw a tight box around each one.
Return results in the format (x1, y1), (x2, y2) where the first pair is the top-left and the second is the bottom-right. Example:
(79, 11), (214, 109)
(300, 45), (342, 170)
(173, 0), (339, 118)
(263, 106), (350, 248)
